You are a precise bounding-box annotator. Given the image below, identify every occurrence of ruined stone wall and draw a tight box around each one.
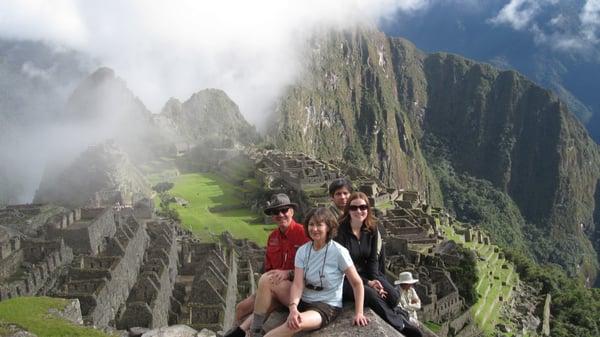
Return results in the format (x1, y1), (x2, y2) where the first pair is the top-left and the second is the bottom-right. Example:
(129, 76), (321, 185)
(0, 239), (73, 301)
(435, 291), (461, 321)
(181, 241), (221, 275)
(117, 220), (179, 329)
(182, 239), (246, 332)
(85, 208), (117, 255)
(431, 271), (457, 298)
(58, 215), (149, 326)
(222, 249), (238, 331)
(47, 208), (116, 255)
(0, 242), (23, 280)
(449, 309), (471, 334)
(88, 216), (148, 326)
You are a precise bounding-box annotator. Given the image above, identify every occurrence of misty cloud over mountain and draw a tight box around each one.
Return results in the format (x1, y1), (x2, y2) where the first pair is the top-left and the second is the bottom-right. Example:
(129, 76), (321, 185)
(0, 0), (424, 204)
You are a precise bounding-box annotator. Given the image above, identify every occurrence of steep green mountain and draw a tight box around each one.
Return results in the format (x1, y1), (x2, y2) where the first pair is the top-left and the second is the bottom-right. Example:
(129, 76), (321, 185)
(159, 88), (258, 146)
(270, 27), (600, 283)
(417, 50), (600, 281)
(268, 29), (439, 201)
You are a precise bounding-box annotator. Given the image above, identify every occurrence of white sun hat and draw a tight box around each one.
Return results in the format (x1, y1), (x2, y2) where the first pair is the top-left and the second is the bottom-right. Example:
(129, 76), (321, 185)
(394, 271), (419, 285)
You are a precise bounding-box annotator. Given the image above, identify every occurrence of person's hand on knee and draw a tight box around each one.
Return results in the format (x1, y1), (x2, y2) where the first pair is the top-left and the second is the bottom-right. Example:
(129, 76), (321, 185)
(286, 306), (302, 330)
(267, 269), (289, 285)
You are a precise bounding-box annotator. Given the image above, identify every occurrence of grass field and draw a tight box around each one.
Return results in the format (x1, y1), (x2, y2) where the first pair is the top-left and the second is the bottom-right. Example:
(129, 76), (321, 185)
(441, 224), (518, 336)
(0, 297), (112, 337)
(167, 172), (275, 246)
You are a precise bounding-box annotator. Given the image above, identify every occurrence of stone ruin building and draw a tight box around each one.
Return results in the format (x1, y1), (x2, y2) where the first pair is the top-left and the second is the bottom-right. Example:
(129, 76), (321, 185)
(0, 200), (182, 331)
(254, 150), (341, 190)
(358, 180), (397, 207)
(0, 204), (73, 301)
(371, 189), (483, 337)
(0, 198), (269, 334)
(116, 218), (180, 329)
(177, 233), (264, 333)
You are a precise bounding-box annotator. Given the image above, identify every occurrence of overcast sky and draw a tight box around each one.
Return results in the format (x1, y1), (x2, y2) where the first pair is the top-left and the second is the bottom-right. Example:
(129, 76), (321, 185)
(2, 0), (598, 125)
(0, 0), (429, 127)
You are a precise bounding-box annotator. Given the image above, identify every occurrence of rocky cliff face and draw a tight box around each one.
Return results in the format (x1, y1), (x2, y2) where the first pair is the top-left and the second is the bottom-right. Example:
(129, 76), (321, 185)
(160, 89), (258, 146)
(417, 50), (600, 280)
(268, 29), (438, 200)
(271, 27), (600, 281)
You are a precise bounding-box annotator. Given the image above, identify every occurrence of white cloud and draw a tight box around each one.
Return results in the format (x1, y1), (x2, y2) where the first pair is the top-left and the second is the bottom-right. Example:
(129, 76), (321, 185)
(488, 0), (543, 30)
(487, 0), (600, 57)
(0, 0), (429, 127)
(581, 0), (600, 42)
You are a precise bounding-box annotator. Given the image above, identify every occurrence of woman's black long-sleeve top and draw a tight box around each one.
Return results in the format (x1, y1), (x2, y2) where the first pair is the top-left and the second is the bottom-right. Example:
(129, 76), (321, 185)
(334, 219), (379, 283)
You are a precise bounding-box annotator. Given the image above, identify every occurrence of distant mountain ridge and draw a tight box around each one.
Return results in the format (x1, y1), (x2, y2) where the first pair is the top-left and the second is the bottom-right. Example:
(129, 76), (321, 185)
(159, 88), (258, 146)
(271, 27), (600, 283)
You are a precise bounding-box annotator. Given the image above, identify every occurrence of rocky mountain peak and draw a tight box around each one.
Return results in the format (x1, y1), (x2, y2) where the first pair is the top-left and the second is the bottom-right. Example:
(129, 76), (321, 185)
(66, 66), (150, 122)
(159, 88), (258, 146)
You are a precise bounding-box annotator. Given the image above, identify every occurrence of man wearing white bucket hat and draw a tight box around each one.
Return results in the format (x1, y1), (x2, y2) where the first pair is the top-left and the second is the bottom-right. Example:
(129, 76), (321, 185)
(395, 271), (422, 326)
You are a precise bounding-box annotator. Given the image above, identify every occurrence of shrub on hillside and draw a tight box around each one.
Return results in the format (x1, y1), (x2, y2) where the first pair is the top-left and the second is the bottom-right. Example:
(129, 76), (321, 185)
(152, 182), (174, 193)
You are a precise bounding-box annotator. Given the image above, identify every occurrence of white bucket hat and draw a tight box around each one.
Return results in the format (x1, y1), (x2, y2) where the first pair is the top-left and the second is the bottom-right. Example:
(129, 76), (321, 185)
(394, 271), (419, 285)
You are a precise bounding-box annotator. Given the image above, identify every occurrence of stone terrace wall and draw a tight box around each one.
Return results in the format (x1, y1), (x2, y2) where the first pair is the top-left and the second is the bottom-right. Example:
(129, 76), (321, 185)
(57, 214), (149, 326)
(117, 220), (179, 329)
(47, 208), (116, 255)
(0, 235), (23, 280)
(0, 238), (73, 301)
(179, 238), (244, 333)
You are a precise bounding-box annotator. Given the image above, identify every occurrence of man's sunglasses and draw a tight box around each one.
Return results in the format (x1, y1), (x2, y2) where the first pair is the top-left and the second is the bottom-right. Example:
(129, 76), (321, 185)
(349, 204), (368, 211)
(266, 207), (290, 216)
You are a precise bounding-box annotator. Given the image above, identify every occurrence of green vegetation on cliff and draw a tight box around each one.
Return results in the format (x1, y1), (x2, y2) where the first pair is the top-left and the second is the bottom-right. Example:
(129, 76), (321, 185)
(271, 29), (434, 195)
(442, 224), (518, 335)
(419, 50), (600, 280)
(424, 136), (529, 252)
(505, 250), (600, 337)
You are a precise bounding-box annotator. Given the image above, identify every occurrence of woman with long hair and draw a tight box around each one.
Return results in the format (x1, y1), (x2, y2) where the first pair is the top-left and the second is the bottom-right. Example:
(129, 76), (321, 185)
(335, 192), (422, 337)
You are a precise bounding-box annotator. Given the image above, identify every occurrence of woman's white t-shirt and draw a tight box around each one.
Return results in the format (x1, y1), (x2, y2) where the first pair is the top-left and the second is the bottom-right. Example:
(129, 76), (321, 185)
(294, 240), (354, 308)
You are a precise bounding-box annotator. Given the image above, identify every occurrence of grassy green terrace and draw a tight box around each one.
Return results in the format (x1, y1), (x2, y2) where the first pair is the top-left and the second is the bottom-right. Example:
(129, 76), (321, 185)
(160, 172), (274, 246)
(441, 224), (518, 336)
(0, 297), (112, 337)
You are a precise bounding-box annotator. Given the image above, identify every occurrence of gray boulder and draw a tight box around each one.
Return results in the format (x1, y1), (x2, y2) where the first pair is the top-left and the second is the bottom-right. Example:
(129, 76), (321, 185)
(141, 325), (198, 337)
(47, 299), (84, 325)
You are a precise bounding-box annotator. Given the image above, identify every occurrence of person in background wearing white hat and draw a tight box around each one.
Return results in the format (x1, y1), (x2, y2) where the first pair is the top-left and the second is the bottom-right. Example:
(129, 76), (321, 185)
(395, 271), (421, 326)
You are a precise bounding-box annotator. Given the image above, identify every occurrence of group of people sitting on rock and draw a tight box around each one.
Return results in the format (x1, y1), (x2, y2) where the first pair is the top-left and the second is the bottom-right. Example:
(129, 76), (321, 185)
(224, 178), (423, 337)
